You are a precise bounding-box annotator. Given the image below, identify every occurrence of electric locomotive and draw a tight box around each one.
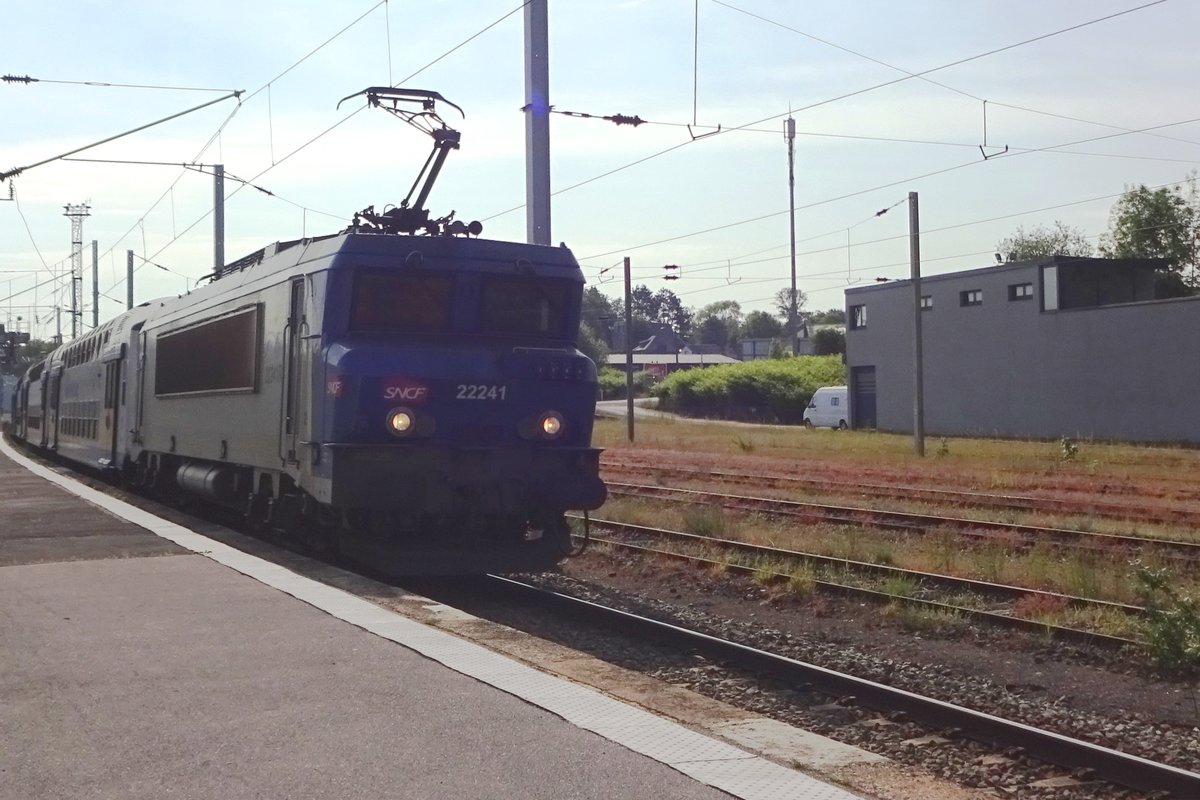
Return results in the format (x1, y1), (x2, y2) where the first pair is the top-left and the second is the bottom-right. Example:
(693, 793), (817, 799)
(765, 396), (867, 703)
(12, 88), (607, 573)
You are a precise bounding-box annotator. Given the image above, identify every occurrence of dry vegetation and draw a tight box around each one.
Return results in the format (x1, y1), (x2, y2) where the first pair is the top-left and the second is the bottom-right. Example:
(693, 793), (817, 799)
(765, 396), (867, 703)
(590, 416), (1200, 650)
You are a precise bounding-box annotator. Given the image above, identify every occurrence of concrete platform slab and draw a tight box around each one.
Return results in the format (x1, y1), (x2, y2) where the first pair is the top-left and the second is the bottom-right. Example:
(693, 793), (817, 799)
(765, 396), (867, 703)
(1, 436), (867, 800)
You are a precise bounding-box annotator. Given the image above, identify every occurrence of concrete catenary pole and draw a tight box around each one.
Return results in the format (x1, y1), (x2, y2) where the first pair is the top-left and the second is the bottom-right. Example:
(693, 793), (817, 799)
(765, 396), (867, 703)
(624, 256), (634, 442)
(214, 164), (225, 273)
(786, 116), (798, 355)
(909, 191), (925, 456)
(126, 250), (134, 310)
(524, 0), (551, 245)
(91, 240), (99, 329)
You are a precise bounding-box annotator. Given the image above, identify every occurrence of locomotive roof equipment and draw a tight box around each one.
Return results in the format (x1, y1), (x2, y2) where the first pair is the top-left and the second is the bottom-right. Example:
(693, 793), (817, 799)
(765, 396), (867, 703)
(337, 87), (481, 239)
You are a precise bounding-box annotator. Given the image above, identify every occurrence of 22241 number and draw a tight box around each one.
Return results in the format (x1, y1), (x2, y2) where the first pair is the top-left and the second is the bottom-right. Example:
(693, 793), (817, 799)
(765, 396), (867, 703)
(456, 384), (507, 400)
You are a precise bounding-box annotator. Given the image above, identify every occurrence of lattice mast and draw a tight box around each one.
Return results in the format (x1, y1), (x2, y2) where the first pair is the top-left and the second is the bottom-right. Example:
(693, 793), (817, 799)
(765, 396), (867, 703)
(63, 203), (90, 339)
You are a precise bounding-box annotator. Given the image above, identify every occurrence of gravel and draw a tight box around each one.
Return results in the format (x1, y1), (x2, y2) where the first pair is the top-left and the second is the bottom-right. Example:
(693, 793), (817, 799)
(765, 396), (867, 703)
(503, 551), (1200, 799)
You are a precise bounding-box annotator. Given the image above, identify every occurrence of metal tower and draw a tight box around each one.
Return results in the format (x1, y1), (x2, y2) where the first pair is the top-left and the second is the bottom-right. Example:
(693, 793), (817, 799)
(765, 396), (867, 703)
(63, 203), (90, 340)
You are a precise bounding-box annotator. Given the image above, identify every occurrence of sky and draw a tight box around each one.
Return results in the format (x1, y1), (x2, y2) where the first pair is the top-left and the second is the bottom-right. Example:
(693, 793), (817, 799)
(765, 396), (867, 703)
(3, 0), (1199, 340)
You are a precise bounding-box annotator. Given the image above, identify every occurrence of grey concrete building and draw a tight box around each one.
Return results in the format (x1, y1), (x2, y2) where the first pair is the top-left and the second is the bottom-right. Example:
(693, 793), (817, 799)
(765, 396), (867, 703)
(843, 256), (1200, 443)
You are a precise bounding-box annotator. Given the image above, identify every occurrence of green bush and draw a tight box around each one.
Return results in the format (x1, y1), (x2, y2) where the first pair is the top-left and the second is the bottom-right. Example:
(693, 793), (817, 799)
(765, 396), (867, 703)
(653, 355), (845, 423)
(597, 367), (658, 400)
(1135, 564), (1200, 675)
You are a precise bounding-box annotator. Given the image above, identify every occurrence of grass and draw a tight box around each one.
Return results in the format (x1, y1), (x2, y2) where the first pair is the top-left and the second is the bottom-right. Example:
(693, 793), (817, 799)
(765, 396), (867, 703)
(593, 416), (1200, 486)
(594, 495), (1200, 609)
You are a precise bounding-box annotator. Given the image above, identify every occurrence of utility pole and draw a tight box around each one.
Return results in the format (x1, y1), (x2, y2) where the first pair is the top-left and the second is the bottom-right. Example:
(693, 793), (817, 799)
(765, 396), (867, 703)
(909, 191), (925, 457)
(785, 116), (798, 355)
(624, 256), (634, 442)
(63, 203), (90, 339)
(523, 0), (551, 245)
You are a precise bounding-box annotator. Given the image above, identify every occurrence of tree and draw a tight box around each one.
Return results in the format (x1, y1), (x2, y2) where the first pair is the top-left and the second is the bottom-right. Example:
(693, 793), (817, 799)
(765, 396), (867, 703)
(1, 337), (55, 376)
(693, 300), (742, 351)
(811, 328), (845, 356)
(581, 286), (621, 346)
(576, 322), (609, 367)
(581, 286), (620, 331)
(741, 310), (784, 339)
(628, 284), (693, 340)
(771, 286), (808, 323)
(807, 308), (845, 325)
(1100, 179), (1199, 293)
(998, 221), (1094, 261)
(653, 288), (693, 339)
(630, 284), (657, 320)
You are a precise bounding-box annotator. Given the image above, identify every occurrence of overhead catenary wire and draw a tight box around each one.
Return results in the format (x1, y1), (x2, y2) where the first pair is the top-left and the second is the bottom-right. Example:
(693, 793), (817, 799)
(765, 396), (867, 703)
(580, 112), (1200, 264)
(482, 0), (1175, 225)
(94, 1), (532, 301)
(7, 2), (1191, 336)
(584, 173), (1195, 294)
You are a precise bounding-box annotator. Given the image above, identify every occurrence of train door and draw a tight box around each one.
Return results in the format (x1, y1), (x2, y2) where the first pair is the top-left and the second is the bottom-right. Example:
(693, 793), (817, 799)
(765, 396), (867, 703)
(129, 325), (147, 446)
(282, 277), (306, 463)
(46, 366), (61, 450)
(101, 349), (122, 466)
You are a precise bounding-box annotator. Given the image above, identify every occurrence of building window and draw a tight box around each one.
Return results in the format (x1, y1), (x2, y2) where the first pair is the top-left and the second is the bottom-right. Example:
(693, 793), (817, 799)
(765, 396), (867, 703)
(1008, 282), (1034, 301)
(920, 295), (932, 310)
(960, 289), (982, 306)
(1042, 265), (1058, 310)
(849, 304), (867, 329)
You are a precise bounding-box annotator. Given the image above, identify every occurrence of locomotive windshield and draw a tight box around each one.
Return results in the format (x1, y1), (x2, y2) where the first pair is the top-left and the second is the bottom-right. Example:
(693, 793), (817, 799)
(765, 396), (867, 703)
(479, 276), (570, 338)
(350, 271), (453, 333)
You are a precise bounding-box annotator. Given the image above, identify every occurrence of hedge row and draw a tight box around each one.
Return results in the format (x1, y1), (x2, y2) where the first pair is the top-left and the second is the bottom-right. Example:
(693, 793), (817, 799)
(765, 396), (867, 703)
(653, 355), (846, 424)
(597, 368), (659, 400)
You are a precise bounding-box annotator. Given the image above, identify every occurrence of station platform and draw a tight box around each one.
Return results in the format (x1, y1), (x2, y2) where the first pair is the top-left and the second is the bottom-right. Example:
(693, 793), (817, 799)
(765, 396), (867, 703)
(0, 436), (867, 800)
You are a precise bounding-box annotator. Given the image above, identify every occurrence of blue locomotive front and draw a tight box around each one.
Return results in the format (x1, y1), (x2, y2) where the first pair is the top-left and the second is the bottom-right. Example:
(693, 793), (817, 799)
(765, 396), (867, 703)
(302, 233), (605, 572)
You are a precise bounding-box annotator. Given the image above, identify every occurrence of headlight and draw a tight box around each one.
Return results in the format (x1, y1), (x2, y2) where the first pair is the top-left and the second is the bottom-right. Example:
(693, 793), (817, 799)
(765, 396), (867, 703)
(386, 407), (415, 436)
(539, 411), (564, 439)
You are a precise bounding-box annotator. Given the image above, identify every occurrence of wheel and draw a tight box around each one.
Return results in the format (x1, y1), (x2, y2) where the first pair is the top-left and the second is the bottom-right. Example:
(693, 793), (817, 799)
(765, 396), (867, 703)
(837, 420), (848, 430)
(803, 419), (813, 429)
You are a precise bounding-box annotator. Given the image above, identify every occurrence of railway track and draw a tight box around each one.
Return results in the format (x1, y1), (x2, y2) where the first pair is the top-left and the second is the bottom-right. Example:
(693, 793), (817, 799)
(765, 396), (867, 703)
(12, 436), (1198, 797)
(605, 481), (1200, 562)
(602, 461), (1200, 528)
(572, 517), (1141, 649)
(485, 574), (1200, 798)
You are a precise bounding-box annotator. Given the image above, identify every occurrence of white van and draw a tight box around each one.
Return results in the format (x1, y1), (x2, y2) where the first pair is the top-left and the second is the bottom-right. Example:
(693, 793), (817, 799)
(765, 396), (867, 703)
(803, 386), (849, 429)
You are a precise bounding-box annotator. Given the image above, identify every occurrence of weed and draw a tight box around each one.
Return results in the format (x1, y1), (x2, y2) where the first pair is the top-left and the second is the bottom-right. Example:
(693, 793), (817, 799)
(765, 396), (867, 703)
(828, 529), (867, 564)
(929, 529), (961, 573)
(885, 603), (967, 635)
(935, 438), (950, 457)
(883, 574), (920, 598)
(1013, 592), (1068, 622)
(977, 543), (1009, 584)
(870, 542), (896, 566)
(1134, 564), (1200, 675)
(734, 436), (756, 453)
(682, 505), (727, 538)
(1062, 556), (1104, 600)
(1059, 436), (1079, 462)
(1019, 543), (1061, 590)
(706, 561), (730, 580)
(786, 563), (817, 596)
(752, 560), (779, 587)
